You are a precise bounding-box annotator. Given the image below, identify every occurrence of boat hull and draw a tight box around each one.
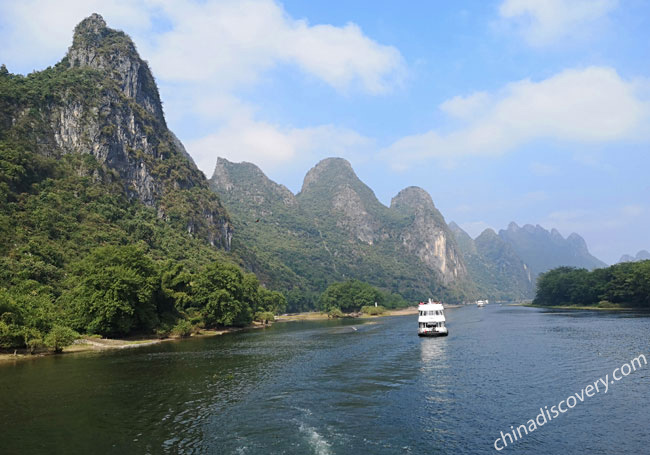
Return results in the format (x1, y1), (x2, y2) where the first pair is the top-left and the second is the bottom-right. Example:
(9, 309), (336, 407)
(418, 331), (448, 337)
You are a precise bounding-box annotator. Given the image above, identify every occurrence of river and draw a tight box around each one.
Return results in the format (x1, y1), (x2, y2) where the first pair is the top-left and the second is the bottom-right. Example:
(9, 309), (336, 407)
(1, 305), (648, 454)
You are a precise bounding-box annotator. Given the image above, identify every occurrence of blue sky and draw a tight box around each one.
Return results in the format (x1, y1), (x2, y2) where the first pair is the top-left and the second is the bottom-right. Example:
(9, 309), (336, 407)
(1, 0), (649, 263)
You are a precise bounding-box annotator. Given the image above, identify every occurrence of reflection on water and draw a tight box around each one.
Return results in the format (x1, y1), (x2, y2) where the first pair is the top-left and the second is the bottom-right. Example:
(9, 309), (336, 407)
(419, 336), (448, 365)
(1, 307), (649, 454)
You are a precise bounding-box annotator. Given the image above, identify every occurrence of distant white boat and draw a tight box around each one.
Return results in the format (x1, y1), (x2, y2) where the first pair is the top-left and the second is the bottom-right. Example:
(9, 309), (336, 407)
(418, 299), (448, 337)
(476, 299), (488, 307)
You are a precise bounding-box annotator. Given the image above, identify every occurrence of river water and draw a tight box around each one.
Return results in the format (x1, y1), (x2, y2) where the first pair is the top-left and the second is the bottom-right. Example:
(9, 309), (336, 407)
(1, 305), (649, 454)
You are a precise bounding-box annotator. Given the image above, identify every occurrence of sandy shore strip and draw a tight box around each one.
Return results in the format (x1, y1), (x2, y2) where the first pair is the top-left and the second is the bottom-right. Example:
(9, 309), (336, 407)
(0, 324), (266, 363)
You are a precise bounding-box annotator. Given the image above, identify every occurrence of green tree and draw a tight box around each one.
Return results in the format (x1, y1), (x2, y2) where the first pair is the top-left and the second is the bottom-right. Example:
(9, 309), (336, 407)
(44, 325), (78, 353)
(319, 280), (385, 313)
(62, 245), (160, 337)
(192, 262), (252, 327)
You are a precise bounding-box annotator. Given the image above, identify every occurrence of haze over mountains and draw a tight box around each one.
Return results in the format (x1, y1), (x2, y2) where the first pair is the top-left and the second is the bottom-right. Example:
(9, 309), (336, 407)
(619, 250), (650, 263)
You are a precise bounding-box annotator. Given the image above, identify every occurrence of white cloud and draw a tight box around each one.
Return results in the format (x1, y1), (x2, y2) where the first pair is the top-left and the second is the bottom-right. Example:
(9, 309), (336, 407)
(499, 0), (618, 46)
(187, 121), (373, 176)
(0, 0), (404, 93)
(383, 66), (648, 169)
(0, 0), (403, 176)
(439, 91), (491, 120)
(140, 0), (404, 94)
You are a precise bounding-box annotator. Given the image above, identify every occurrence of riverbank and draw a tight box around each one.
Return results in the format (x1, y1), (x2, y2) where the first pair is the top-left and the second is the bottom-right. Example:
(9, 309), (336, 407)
(524, 304), (641, 311)
(0, 307), (423, 364)
(0, 324), (266, 364)
(275, 306), (419, 322)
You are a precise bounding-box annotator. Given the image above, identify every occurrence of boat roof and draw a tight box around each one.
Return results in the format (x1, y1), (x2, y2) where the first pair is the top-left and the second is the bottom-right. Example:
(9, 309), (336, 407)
(418, 300), (444, 309)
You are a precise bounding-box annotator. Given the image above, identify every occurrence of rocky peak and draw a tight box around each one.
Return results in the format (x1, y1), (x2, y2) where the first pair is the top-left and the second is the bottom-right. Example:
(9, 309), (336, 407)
(551, 228), (564, 241)
(3, 14), (233, 248)
(507, 221), (520, 231)
(388, 188), (466, 283)
(210, 157), (297, 208)
(299, 157), (357, 194)
(297, 157), (385, 238)
(67, 13), (164, 122)
(391, 186), (447, 229)
(390, 186), (436, 212)
(477, 228), (499, 240)
(567, 232), (588, 253)
(499, 222), (606, 277)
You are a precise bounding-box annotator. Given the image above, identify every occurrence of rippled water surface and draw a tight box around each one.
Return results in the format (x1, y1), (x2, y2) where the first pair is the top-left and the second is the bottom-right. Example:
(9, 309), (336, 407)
(1, 306), (649, 454)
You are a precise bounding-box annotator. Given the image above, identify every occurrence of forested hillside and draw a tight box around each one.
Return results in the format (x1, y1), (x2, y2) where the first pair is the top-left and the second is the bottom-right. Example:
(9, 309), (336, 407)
(210, 157), (471, 310)
(0, 15), (283, 351)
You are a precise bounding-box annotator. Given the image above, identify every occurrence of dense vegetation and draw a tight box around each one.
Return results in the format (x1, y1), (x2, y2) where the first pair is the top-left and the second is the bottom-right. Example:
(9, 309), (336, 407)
(0, 66), (285, 351)
(533, 262), (650, 308)
(318, 280), (407, 313)
(0, 146), (286, 350)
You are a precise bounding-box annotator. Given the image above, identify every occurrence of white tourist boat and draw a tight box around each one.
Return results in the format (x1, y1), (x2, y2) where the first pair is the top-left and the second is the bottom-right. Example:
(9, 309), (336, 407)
(417, 299), (448, 337)
(476, 299), (488, 307)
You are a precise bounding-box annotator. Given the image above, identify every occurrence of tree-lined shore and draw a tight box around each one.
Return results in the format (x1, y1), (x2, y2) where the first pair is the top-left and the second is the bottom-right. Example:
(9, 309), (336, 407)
(533, 261), (650, 309)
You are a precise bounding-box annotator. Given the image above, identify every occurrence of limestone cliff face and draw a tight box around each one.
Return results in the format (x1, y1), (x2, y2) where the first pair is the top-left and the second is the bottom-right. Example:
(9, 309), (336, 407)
(67, 14), (164, 122)
(297, 159), (467, 284)
(299, 158), (384, 245)
(390, 187), (466, 284)
(449, 223), (534, 300)
(6, 14), (232, 248)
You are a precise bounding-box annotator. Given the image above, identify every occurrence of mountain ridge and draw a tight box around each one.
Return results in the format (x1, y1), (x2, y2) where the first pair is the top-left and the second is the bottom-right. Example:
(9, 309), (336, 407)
(210, 156), (469, 307)
(498, 221), (606, 278)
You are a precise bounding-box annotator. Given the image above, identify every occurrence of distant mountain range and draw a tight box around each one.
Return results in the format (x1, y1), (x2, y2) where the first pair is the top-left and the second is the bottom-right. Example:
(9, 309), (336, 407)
(619, 250), (650, 263)
(210, 157), (469, 309)
(497, 222), (607, 278)
(210, 157), (609, 304)
(449, 221), (607, 300)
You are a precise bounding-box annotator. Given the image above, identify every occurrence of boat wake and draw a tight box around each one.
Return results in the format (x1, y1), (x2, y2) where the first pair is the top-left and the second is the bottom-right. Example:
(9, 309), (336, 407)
(299, 422), (332, 455)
